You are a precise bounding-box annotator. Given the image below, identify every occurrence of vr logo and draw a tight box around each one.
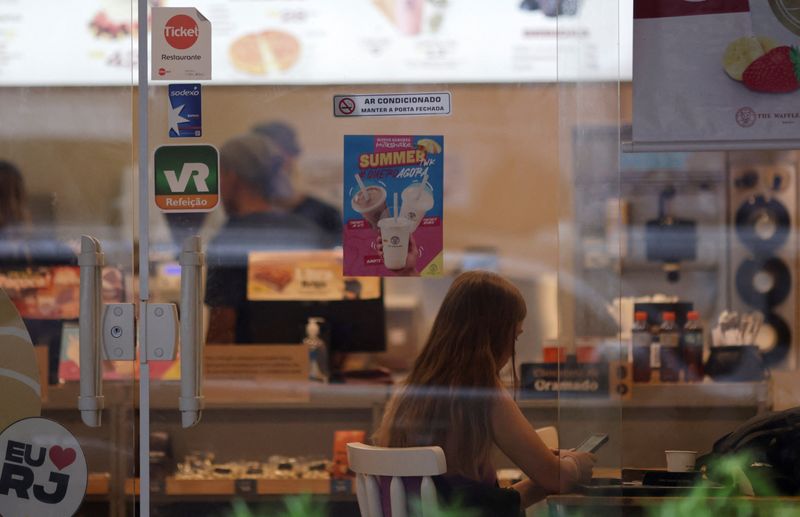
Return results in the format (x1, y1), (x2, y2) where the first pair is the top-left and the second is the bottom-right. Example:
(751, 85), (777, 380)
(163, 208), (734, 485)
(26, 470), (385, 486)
(154, 145), (219, 213)
(0, 441), (69, 505)
(164, 163), (210, 193)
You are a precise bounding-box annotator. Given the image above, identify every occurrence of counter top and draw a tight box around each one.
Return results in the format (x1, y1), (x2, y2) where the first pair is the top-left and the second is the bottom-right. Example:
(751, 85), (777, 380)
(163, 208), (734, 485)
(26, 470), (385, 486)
(43, 381), (769, 411)
(43, 382), (391, 411)
(518, 382), (769, 409)
(548, 495), (800, 507)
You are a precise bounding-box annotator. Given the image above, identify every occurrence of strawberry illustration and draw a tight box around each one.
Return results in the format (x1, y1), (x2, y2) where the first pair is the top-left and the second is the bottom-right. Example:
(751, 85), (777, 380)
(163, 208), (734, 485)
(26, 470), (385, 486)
(742, 46), (800, 93)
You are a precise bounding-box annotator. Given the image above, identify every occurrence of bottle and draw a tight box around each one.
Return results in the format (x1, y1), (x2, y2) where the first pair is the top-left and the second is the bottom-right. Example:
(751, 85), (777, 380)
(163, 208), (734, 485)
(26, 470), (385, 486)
(632, 311), (652, 383)
(683, 311), (704, 382)
(650, 334), (661, 383)
(659, 312), (681, 382)
(305, 318), (328, 383)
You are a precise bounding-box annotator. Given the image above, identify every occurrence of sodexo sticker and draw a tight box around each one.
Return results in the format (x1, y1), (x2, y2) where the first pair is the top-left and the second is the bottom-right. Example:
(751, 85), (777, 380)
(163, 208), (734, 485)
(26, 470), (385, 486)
(0, 417), (87, 517)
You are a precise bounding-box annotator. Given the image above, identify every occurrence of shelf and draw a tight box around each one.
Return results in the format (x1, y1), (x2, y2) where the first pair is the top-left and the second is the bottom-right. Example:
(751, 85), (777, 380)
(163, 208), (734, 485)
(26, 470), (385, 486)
(517, 382), (769, 410)
(148, 381), (391, 410)
(126, 477), (353, 497)
(44, 380), (768, 412)
(42, 382), (391, 411)
(43, 382), (134, 411)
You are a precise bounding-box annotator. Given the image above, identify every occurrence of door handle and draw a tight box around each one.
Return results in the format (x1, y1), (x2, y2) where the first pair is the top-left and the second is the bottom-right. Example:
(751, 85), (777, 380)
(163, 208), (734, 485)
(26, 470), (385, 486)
(78, 236), (105, 427)
(79, 235), (204, 429)
(79, 236), (136, 427)
(178, 236), (205, 428)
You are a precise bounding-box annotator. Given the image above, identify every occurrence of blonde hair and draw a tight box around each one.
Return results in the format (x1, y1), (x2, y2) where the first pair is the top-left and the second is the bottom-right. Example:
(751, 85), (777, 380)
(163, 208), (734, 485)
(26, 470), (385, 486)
(374, 271), (526, 480)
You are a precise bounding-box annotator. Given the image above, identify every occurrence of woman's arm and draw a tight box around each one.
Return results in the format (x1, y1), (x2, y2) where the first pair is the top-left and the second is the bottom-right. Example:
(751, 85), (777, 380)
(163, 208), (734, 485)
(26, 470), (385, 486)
(491, 389), (595, 496)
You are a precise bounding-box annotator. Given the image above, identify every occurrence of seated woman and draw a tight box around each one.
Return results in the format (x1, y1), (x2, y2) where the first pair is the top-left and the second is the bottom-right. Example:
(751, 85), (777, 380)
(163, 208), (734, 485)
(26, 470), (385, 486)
(374, 271), (595, 514)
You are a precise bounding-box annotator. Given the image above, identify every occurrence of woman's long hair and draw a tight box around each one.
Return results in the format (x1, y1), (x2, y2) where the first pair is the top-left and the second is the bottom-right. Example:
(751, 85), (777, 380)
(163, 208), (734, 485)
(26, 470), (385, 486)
(374, 271), (527, 480)
(0, 161), (29, 232)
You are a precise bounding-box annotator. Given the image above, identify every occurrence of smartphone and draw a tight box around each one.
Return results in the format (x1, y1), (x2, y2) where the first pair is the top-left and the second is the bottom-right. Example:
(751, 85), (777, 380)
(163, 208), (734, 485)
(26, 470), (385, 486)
(574, 433), (609, 454)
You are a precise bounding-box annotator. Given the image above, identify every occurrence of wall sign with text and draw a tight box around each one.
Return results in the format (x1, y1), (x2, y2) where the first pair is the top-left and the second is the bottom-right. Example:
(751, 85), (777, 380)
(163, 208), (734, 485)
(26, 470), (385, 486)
(520, 362), (611, 399)
(0, 0), (632, 86)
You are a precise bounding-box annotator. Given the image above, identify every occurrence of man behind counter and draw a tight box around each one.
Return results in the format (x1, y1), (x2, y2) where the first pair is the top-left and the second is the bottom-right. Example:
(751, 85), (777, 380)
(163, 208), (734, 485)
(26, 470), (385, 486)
(205, 134), (331, 344)
(251, 121), (343, 245)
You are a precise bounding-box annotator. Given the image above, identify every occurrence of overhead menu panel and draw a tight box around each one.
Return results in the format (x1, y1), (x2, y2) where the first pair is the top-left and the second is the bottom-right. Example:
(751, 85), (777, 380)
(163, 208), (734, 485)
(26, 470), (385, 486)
(0, 0), (632, 86)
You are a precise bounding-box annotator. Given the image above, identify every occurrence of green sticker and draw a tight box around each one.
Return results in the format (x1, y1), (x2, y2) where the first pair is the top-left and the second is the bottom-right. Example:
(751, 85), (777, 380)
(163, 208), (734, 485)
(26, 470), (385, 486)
(154, 144), (219, 212)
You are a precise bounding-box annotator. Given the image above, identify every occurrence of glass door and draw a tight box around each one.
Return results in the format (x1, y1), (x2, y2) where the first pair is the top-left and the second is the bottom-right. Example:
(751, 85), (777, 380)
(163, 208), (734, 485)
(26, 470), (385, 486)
(139, 1), (626, 516)
(0, 1), (137, 517)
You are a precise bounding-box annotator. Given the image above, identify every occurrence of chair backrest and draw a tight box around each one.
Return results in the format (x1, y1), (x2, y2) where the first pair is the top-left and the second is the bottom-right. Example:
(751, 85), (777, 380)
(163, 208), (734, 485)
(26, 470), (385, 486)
(537, 426), (559, 450)
(347, 442), (447, 517)
(347, 428), (557, 517)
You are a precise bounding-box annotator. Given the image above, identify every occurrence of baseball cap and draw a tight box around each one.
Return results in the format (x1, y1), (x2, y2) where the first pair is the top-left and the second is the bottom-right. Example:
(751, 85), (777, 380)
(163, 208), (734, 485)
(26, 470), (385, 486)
(251, 121), (301, 158)
(220, 134), (295, 203)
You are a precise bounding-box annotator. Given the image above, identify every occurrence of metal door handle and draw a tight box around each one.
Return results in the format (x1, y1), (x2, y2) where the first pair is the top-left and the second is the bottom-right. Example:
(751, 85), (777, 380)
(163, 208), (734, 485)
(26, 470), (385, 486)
(178, 236), (205, 428)
(78, 236), (105, 427)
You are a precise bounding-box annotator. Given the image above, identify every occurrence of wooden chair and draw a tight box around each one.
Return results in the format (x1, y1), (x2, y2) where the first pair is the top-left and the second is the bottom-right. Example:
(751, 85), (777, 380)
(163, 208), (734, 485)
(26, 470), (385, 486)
(347, 442), (446, 517)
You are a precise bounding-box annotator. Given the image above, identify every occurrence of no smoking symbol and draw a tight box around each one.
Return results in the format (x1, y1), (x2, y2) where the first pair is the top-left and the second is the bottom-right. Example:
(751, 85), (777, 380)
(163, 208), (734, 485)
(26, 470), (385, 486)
(339, 97), (356, 115)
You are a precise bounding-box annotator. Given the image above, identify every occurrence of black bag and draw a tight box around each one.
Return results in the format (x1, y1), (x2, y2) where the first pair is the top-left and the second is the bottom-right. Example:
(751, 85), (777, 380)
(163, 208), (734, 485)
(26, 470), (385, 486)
(697, 407), (800, 495)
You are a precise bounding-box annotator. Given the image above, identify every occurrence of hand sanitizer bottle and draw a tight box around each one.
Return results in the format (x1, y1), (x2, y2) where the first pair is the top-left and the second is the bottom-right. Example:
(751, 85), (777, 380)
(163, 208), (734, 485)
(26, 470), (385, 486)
(305, 317), (328, 383)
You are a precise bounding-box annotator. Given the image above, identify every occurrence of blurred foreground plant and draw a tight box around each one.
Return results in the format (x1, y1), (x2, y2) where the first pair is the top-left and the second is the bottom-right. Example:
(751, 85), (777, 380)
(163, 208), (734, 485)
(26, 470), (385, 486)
(228, 494), (325, 517)
(227, 493), (482, 517)
(647, 453), (800, 517)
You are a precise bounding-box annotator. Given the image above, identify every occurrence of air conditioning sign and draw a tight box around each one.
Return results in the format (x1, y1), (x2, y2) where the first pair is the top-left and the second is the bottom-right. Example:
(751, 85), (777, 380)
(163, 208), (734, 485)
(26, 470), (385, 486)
(152, 8), (212, 81)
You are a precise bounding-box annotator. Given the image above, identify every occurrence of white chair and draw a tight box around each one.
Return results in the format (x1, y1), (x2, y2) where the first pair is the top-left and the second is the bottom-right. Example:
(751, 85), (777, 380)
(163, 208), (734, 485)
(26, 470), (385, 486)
(347, 428), (557, 517)
(347, 442), (447, 517)
(536, 426), (559, 450)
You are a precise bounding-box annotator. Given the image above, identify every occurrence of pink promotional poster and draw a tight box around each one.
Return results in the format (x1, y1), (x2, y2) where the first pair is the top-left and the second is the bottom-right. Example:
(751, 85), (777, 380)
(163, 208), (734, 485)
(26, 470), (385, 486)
(343, 135), (443, 277)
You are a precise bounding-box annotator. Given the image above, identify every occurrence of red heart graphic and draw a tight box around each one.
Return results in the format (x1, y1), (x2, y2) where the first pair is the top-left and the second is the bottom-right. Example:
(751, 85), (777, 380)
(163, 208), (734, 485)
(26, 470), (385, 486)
(49, 446), (76, 471)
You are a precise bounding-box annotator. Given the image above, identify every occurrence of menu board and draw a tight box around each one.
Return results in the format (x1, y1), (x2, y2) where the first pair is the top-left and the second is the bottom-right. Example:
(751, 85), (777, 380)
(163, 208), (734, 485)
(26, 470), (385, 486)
(0, 0), (632, 86)
(633, 0), (800, 143)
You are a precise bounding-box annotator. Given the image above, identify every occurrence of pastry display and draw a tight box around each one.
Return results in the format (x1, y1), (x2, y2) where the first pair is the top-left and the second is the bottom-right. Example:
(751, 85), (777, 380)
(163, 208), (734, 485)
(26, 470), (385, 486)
(175, 452), (331, 481)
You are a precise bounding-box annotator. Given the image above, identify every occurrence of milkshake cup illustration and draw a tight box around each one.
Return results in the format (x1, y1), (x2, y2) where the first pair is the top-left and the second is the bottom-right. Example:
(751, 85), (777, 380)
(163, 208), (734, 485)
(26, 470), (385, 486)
(378, 217), (412, 270)
(351, 185), (388, 229)
(400, 181), (434, 232)
(396, 0), (424, 35)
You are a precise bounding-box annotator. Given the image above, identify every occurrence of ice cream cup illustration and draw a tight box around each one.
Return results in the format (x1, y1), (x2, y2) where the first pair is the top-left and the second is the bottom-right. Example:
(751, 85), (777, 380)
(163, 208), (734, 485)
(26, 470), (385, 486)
(352, 185), (388, 229)
(378, 217), (411, 270)
(400, 181), (434, 232)
(374, 0), (424, 35)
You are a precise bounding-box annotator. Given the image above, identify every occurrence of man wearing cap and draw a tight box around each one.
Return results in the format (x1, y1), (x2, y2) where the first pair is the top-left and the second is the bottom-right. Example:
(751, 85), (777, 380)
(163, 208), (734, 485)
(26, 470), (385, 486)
(252, 121), (343, 245)
(205, 134), (331, 344)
